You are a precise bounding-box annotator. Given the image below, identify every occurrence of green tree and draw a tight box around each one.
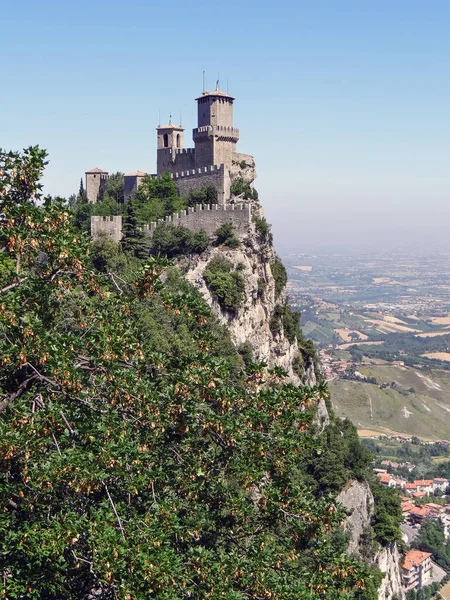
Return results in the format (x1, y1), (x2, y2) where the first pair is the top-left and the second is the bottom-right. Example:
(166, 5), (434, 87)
(203, 256), (246, 313)
(214, 223), (240, 248)
(121, 203), (149, 258)
(0, 146), (384, 599)
(150, 223), (209, 258)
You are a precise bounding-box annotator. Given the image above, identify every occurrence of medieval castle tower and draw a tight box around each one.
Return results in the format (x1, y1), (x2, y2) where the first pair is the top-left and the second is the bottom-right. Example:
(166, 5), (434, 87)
(89, 85), (256, 242)
(86, 84), (253, 204)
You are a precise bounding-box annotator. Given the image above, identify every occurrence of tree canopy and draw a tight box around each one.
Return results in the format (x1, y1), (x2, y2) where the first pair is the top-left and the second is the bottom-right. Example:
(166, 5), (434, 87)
(0, 147), (385, 599)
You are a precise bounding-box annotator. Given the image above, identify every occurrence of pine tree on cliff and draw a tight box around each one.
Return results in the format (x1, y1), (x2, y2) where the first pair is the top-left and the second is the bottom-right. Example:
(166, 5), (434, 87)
(121, 202), (148, 258)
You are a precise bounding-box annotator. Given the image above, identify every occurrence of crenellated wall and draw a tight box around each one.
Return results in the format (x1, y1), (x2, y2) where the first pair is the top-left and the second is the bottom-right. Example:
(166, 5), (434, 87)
(91, 215), (123, 243)
(143, 202), (251, 238)
(171, 164), (230, 203)
(157, 147), (196, 175)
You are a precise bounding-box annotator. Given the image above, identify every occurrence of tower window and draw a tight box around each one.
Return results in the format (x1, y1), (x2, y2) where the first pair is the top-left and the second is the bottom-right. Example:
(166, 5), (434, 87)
(176, 134), (180, 148)
(163, 134), (169, 148)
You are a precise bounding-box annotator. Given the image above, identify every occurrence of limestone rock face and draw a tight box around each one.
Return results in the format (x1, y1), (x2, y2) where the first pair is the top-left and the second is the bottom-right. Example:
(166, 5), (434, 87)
(230, 152), (257, 188)
(338, 480), (405, 600)
(337, 480), (374, 556)
(183, 219), (316, 385)
(375, 543), (405, 600)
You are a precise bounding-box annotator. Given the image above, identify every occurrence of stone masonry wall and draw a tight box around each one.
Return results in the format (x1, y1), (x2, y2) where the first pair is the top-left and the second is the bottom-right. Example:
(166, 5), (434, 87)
(157, 148), (196, 176)
(91, 216), (123, 243)
(172, 164), (230, 203)
(143, 203), (251, 239)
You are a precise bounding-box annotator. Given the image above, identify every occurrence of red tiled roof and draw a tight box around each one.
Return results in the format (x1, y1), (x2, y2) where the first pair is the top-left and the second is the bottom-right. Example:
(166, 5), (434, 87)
(86, 167), (108, 174)
(403, 550), (431, 571)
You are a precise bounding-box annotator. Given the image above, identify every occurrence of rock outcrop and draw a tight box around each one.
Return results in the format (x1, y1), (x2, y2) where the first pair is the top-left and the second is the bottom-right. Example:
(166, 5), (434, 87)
(375, 543), (405, 600)
(338, 480), (405, 600)
(183, 212), (316, 386)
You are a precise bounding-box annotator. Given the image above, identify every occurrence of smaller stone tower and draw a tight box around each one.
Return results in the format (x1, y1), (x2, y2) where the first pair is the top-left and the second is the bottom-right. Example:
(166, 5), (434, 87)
(156, 120), (184, 175)
(124, 170), (147, 202)
(85, 167), (109, 203)
(193, 85), (239, 169)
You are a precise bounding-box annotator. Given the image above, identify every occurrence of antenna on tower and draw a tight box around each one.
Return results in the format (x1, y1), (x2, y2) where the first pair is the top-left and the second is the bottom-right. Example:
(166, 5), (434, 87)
(216, 75), (220, 91)
(202, 71), (205, 93)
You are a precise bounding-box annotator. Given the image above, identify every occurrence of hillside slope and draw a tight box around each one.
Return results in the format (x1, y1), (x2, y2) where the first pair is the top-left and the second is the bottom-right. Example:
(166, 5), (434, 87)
(330, 365), (450, 440)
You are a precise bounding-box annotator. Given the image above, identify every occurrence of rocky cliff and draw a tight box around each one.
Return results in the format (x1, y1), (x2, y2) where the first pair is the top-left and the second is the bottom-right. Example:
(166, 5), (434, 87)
(338, 481), (405, 600)
(183, 210), (316, 386)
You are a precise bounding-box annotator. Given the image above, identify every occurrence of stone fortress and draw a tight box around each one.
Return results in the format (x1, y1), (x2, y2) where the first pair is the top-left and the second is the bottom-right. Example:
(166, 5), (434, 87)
(89, 84), (258, 243)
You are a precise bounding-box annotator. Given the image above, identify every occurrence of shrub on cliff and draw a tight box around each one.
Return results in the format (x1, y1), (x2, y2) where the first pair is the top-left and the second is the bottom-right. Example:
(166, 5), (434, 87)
(150, 223), (209, 258)
(253, 215), (273, 242)
(214, 223), (240, 248)
(203, 256), (245, 313)
(271, 255), (288, 299)
(230, 177), (258, 200)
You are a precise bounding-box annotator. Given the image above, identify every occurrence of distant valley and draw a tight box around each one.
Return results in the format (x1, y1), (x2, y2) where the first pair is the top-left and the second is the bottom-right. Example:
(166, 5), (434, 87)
(284, 250), (450, 441)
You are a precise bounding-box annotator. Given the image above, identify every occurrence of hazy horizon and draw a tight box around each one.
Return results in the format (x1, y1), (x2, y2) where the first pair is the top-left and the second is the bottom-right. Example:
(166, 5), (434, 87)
(2, 0), (449, 252)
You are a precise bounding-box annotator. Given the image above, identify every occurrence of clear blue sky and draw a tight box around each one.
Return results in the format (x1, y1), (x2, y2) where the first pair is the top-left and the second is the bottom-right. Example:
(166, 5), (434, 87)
(2, 0), (450, 251)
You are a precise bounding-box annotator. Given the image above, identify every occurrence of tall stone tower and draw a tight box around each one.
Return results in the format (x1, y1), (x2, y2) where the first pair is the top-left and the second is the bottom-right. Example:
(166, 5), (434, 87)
(156, 120), (185, 175)
(193, 85), (239, 169)
(85, 168), (109, 203)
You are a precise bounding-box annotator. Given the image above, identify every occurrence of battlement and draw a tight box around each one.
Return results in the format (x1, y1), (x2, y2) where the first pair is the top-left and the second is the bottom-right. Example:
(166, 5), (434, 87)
(91, 215), (123, 243)
(158, 147), (195, 156)
(143, 202), (252, 238)
(172, 164), (224, 179)
(194, 125), (239, 137)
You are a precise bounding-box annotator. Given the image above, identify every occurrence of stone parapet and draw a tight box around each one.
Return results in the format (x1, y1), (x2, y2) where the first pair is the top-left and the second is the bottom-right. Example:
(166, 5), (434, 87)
(143, 202), (252, 239)
(91, 215), (123, 243)
(170, 164), (230, 203)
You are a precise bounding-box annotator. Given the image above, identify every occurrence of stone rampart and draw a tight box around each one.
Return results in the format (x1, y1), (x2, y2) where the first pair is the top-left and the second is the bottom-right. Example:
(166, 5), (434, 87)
(91, 215), (123, 243)
(172, 164), (230, 203)
(143, 203), (252, 239)
(157, 147), (196, 175)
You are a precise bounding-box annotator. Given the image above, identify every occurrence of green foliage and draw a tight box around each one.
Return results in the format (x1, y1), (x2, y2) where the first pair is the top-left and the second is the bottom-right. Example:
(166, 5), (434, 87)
(99, 171), (124, 204)
(121, 203), (150, 258)
(412, 519), (450, 571)
(203, 256), (245, 313)
(150, 223), (209, 258)
(91, 234), (128, 273)
(0, 253), (16, 289)
(237, 342), (254, 366)
(0, 146), (384, 599)
(369, 480), (403, 546)
(253, 216), (273, 242)
(270, 303), (301, 344)
(299, 417), (373, 495)
(214, 223), (240, 248)
(230, 177), (258, 200)
(271, 255), (288, 299)
(185, 184), (218, 207)
(406, 582), (441, 600)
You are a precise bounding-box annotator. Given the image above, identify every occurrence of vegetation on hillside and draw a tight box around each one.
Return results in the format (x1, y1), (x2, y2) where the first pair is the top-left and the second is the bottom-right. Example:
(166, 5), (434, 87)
(230, 177), (258, 200)
(271, 255), (288, 300)
(203, 256), (245, 313)
(214, 223), (240, 248)
(0, 146), (397, 598)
